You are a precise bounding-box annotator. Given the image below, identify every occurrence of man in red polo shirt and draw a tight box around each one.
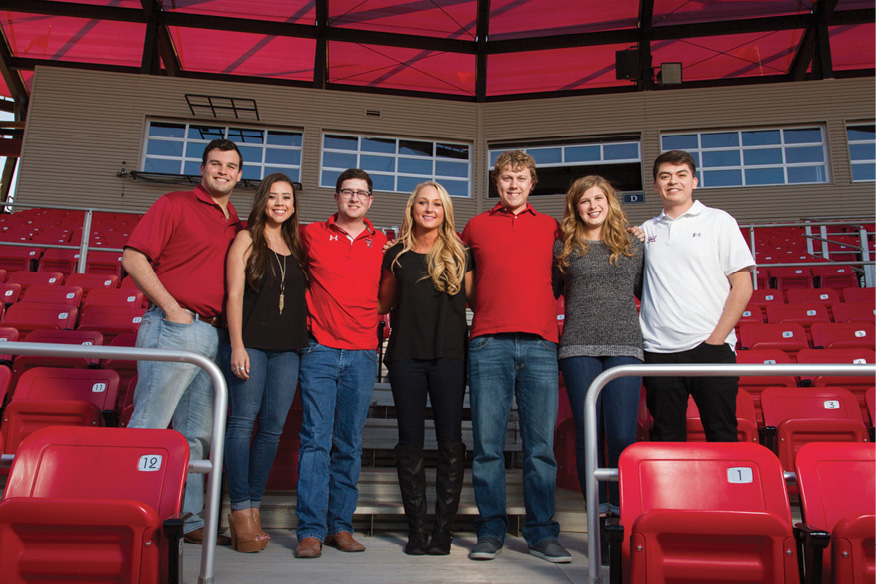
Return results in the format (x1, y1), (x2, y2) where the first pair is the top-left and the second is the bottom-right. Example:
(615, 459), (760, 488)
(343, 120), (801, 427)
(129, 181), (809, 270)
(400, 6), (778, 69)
(294, 168), (387, 559)
(463, 150), (570, 563)
(122, 139), (243, 545)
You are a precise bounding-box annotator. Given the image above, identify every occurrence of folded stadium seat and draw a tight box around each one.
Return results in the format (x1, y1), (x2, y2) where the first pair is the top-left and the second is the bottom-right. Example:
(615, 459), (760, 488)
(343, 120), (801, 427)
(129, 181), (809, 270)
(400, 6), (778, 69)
(117, 374), (137, 428)
(759, 386), (869, 493)
(0, 247), (41, 273)
(867, 387), (875, 430)
(0, 301), (78, 336)
(738, 322), (809, 359)
(796, 348), (876, 421)
(12, 329), (105, 381)
(0, 426), (189, 584)
(685, 388), (759, 443)
(21, 283), (83, 307)
(770, 267), (814, 298)
(785, 288), (841, 311)
(102, 332), (138, 409)
(841, 286), (874, 303)
(831, 301), (876, 324)
(0, 367), (122, 458)
(64, 272), (119, 292)
(824, 234), (862, 263)
(751, 268), (770, 290)
(0, 283), (21, 306)
(749, 288), (785, 309)
(77, 304), (145, 343)
(809, 321), (875, 350)
(36, 248), (79, 275)
(608, 442), (799, 584)
(793, 442), (875, 584)
(119, 275), (140, 290)
(735, 349), (796, 428)
(739, 303), (766, 325)
(0, 327), (18, 366)
(0, 269), (7, 283)
(765, 302), (831, 345)
(82, 287), (145, 311)
(0, 364), (11, 408)
(811, 265), (860, 290)
(84, 249), (124, 277)
(5, 271), (64, 291)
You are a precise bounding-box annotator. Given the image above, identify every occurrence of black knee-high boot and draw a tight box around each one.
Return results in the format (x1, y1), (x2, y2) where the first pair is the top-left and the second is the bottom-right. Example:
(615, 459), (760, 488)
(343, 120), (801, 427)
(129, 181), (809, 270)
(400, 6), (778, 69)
(395, 443), (428, 555)
(427, 441), (465, 555)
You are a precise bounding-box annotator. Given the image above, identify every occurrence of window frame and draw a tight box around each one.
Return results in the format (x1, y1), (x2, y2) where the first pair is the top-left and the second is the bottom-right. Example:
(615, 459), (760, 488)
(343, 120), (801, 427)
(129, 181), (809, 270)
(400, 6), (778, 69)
(320, 133), (472, 198)
(141, 120), (304, 183)
(660, 126), (830, 188)
(846, 123), (876, 183)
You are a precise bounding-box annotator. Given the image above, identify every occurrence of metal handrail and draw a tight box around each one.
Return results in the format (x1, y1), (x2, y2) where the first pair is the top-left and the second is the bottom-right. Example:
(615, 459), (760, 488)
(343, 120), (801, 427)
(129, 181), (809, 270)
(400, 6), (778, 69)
(584, 362), (876, 584)
(0, 342), (226, 584)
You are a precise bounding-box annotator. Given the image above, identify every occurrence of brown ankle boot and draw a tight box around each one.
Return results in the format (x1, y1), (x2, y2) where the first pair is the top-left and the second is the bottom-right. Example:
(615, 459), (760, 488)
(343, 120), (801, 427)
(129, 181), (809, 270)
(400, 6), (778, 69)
(228, 509), (268, 553)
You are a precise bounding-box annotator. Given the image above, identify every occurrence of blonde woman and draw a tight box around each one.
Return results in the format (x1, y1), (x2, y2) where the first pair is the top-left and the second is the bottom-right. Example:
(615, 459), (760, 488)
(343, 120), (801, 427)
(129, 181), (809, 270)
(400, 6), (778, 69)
(554, 175), (643, 518)
(378, 181), (474, 556)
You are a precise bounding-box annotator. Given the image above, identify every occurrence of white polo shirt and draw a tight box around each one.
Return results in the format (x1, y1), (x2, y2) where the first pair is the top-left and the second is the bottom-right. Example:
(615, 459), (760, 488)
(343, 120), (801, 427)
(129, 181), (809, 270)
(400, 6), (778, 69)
(640, 200), (755, 353)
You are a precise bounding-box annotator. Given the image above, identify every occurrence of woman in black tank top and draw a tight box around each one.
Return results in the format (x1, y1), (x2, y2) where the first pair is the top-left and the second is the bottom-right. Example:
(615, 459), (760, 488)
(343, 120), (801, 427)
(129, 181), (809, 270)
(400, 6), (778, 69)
(221, 173), (308, 553)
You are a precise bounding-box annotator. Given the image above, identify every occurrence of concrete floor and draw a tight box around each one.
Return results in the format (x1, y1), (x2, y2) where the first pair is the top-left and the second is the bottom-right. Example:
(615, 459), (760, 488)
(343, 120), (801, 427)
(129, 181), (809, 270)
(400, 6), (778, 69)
(184, 530), (611, 584)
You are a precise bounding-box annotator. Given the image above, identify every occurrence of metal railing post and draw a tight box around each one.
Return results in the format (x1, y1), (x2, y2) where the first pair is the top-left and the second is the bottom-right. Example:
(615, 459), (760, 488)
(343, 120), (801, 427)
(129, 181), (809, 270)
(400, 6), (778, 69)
(584, 362), (876, 584)
(0, 342), (226, 584)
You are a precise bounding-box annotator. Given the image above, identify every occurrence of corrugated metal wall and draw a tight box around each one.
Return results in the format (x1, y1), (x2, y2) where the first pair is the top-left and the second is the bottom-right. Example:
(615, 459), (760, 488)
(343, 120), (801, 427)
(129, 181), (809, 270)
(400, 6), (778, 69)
(15, 67), (875, 229)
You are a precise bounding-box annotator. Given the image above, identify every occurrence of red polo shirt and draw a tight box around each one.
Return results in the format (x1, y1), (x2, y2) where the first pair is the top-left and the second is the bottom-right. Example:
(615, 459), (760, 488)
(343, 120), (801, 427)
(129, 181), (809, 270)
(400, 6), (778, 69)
(302, 215), (387, 350)
(462, 203), (561, 343)
(125, 185), (241, 317)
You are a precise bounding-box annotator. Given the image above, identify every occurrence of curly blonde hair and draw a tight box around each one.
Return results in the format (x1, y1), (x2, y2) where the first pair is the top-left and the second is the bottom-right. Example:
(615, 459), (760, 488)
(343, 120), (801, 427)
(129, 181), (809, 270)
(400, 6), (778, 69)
(556, 175), (636, 272)
(392, 181), (467, 295)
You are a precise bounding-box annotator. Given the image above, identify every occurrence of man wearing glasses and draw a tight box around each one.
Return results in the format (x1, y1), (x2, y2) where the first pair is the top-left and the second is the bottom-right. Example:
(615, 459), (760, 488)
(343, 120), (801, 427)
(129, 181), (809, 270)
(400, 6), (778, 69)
(294, 169), (388, 559)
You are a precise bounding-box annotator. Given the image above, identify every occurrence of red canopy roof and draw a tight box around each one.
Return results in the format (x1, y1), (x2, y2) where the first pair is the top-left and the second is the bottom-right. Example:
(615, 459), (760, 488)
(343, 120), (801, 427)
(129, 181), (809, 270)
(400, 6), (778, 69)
(0, 0), (872, 104)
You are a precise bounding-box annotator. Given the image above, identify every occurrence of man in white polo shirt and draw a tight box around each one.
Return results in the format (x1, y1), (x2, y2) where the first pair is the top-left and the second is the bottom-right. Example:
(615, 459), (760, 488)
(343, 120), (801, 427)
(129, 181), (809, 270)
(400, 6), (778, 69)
(639, 149), (755, 442)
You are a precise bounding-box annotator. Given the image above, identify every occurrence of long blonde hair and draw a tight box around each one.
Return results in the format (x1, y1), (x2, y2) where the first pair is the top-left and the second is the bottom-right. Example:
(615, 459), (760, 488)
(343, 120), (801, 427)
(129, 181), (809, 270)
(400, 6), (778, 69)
(556, 175), (635, 272)
(392, 181), (467, 295)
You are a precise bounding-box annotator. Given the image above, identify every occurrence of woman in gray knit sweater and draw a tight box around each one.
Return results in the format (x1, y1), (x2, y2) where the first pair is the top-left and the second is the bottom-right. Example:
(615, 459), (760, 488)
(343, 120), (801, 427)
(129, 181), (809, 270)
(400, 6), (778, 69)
(553, 175), (643, 516)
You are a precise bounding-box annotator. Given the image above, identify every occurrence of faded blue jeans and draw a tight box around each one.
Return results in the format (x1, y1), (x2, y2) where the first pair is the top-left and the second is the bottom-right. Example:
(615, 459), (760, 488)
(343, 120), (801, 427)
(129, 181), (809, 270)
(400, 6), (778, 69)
(468, 333), (560, 547)
(295, 339), (377, 541)
(220, 344), (299, 511)
(128, 305), (220, 534)
(560, 355), (642, 515)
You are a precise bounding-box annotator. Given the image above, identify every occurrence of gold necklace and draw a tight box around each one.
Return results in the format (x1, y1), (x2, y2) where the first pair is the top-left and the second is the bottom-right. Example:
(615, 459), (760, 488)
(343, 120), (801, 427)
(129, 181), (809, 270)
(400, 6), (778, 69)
(272, 249), (286, 314)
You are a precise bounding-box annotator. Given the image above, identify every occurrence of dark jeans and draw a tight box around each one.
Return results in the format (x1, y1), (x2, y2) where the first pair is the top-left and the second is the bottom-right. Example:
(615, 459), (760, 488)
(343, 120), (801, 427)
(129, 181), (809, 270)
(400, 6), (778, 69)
(560, 355), (641, 515)
(387, 358), (465, 444)
(644, 341), (739, 442)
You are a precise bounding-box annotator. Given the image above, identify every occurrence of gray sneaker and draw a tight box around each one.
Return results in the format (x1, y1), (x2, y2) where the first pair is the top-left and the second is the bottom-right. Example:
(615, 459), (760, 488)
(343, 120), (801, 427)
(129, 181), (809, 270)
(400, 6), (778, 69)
(529, 540), (572, 563)
(468, 538), (503, 560)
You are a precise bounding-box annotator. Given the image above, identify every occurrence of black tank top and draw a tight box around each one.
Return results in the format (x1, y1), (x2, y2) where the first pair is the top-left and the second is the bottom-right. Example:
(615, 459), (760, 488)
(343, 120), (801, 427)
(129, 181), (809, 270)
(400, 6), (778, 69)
(239, 252), (308, 351)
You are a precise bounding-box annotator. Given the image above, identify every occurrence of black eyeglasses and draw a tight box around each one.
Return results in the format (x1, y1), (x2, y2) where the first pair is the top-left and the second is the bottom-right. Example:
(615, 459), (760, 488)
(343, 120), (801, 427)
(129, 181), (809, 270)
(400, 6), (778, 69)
(338, 189), (372, 200)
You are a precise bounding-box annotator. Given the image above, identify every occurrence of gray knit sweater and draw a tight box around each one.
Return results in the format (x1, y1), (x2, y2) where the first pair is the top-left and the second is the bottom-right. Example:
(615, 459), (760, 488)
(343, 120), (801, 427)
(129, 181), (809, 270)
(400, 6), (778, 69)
(553, 237), (644, 360)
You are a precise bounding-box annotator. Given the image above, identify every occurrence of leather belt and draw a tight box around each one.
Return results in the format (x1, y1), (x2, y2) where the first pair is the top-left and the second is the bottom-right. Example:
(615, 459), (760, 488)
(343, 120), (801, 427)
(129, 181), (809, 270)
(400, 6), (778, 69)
(192, 312), (224, 329)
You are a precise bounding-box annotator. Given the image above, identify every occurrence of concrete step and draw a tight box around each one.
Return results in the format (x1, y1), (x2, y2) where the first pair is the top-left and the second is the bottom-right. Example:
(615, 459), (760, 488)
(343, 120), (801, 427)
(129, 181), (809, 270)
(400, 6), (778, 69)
(235, 468), (588, 534)
(360, 418), (521, 452)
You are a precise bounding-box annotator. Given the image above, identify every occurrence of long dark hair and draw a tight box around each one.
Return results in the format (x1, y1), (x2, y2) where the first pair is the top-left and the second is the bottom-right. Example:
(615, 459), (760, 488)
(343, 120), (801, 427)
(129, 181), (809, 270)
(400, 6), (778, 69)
(245, 173), (306, 291)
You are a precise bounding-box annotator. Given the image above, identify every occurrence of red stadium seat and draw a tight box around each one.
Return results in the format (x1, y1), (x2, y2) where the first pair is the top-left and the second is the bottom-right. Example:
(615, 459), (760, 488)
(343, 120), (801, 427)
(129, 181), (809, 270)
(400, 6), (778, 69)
(12, 329), (104, 378)
(82, 287), (145, 311)
(785, 287), (841, 308)
(738, 322), (809, 359)
(771, 266), (814, 298)
(77, 304), (145, 343)
(0, 301), (78, 335)
(748, 288), (785, 308)
(83, 249), (124, 277)
(811, 265), (859, 290)
(0, 367), (121, 456)
(610, 442), (798, 584)
(0, 283), (21, 306)
(739, 303), (765, 325)
(0, 247), (41, 272)
(36, 248), (79, 275)
(760, 386), (869, 478)
(0, 327), (18, 364)
(796, 348), (876, 418)
(735, 349), (796, 427)
(867, 387), (876, 429)
(841, 286), (874, 303)
(831, 301), (875, 323)
(21, 283), (83, 307)
(64, 272), (119, 292)
(765, 302), (831, 344)
(794, 442), (875, 584)
(0, 364), (11, 407)
(0, 426), (188, 584)
(102, 332), (139, 409)
(809, 321), (876, 350)
(685, 388), (759, 442)
(5, 271), (64, 291)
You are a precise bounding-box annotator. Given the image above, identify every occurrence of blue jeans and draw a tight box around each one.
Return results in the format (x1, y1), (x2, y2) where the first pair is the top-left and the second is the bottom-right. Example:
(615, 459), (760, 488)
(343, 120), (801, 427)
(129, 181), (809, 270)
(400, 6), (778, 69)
(128, 306), (220, 534)
(560, 355), (641, 515)
(220, 344), (299, 511)
(468, 333), (560, 547)
(296, 339), (377, 541)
